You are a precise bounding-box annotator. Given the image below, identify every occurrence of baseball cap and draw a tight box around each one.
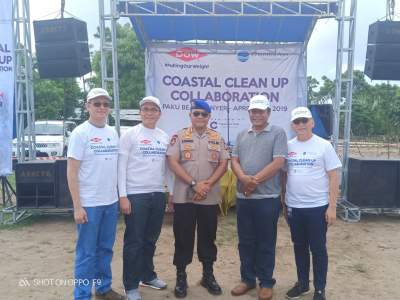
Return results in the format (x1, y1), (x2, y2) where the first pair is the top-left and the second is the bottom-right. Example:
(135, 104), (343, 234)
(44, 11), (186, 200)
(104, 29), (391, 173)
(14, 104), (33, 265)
(191, 99), (211, 113)
(248, 95), (270, 110)
(86, 88), (112, 102)
(290, 106), (313, 121)
(139, 96), (161, 109)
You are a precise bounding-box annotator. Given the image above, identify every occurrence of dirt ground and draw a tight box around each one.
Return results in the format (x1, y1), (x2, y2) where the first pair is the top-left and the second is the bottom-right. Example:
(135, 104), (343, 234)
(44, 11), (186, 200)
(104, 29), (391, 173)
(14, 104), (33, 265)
(1, 210), (399, 300)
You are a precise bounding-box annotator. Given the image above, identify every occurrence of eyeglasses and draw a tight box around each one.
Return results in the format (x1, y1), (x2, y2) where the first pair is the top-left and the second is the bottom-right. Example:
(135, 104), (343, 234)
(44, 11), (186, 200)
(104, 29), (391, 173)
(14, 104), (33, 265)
(192, 111), (209, 118)
(293, 118), (309, 125)
(91, 102), (110, 108)
(141, 107), (160, 113)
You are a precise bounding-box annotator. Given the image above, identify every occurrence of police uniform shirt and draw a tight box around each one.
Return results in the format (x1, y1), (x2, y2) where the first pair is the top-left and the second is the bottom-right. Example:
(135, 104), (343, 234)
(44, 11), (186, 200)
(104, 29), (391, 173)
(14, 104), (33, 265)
(167, 127), (229, 205)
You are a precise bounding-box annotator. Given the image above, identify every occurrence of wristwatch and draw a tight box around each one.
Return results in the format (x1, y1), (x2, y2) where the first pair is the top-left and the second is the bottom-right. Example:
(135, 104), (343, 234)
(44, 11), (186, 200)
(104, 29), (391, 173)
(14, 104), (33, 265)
(190, 180), (197, 189)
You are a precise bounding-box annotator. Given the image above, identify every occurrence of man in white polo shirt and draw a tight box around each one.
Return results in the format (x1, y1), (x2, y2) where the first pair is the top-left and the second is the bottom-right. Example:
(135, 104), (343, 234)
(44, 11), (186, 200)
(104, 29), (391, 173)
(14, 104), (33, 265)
(67, 88), (124, 300)
(283, 107), (341, 300)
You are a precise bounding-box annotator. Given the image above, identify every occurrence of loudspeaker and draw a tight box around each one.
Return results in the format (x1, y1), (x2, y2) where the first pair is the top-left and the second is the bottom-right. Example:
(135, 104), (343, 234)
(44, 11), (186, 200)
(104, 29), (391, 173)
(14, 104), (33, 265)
(36, 41), (90, 61)
(309, 104), (333, 139)
(56, 159), (72, 208)
(33, 18), (91, 79)
(36, 58), (91, 79)
(16, 160), (58, 208)
(16, 160), (72, 208)
(347, 158), (400, 208)
(364, 60), (400, 81)
(367, 21), (400, 44)
(365, 21), (400, 80)
(366, 44), (400, 62)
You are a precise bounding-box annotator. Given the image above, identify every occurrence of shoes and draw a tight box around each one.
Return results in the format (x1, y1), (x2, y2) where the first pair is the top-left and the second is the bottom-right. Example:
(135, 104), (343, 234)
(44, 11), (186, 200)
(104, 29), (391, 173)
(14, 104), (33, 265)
(174, 271), (188, 298)
(286, 282), (310, 299)
(126, 289), (141, 300)
(313, 290), (326, 300)
(200, 273), (222, 295)
(231, 282), (256, 296)
(258, 287), (273, 300)
(95, 289), (126, 300)
(140, 278), (167, 290)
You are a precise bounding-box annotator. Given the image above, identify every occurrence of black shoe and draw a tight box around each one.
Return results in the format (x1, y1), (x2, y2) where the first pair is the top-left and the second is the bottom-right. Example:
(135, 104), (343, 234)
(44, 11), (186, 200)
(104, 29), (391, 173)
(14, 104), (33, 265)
(286, 282), (310, 299)
(174, 271), (188, 298)
(200, 274), (222, 295)
(313, 290), (326, 300)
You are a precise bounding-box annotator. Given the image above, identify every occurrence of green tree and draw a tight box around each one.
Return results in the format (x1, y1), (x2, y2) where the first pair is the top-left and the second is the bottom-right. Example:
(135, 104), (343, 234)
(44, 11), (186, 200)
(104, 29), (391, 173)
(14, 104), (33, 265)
(345, 71), (400, 137)
(315, 75), (335, 104)
(307, 76), (319, 104)
(33, 71), (82, 121)
(368, 82), (400, 138)
(91, 23), (145, 109)
(306, 70), (400, 137)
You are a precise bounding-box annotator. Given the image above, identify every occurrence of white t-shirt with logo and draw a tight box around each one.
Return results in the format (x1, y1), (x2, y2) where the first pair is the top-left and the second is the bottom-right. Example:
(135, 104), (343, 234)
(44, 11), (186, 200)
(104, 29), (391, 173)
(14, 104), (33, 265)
(67, 121), (119, 207)
(285, 135), (342, 208)
(118, 123), (170, 196)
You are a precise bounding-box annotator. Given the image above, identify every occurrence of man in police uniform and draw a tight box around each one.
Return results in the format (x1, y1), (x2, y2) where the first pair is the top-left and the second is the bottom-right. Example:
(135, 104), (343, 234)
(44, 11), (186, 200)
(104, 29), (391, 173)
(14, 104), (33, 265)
(167, 99), (229, 298)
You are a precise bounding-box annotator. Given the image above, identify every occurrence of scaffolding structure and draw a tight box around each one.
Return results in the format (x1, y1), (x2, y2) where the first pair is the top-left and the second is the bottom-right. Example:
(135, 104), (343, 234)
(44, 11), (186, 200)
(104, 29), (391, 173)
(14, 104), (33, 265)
(118, 0), (339, 16)
(7, 0), (359, 222)
(99, 0), (121, 134)
(13, 0), (35, 162)
(101, 0), (358, 220)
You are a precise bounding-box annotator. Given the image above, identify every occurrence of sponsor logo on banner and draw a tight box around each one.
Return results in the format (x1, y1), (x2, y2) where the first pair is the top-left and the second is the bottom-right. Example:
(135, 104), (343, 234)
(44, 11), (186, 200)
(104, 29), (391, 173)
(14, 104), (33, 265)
(168, 47), (207, 62)
(210, 121), (218, 129)
(90, 137), (102, 143)
(237, 51), (249, 62)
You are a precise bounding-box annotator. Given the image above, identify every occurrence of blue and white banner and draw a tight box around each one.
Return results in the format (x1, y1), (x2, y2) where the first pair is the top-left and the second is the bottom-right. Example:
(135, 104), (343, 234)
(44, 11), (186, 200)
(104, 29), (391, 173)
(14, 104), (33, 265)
(145, 43), (306, 145)
(0, 0), (15, 175)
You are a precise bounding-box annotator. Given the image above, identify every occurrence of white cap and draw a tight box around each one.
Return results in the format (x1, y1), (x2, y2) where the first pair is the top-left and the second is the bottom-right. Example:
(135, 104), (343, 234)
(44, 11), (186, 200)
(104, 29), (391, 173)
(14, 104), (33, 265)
(139, 96), (161, 109)
(248, 95), (270, 110)
(87, 88), (111, 102)
(291, 106), (313, 121)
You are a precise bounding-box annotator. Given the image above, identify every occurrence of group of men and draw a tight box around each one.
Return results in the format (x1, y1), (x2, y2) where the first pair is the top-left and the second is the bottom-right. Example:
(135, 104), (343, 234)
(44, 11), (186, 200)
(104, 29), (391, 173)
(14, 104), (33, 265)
(67, 88), (341, 300)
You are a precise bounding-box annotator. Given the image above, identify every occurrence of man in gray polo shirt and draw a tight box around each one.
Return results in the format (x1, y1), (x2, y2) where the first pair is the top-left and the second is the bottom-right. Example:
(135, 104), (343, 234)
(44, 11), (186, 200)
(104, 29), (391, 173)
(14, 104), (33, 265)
(230, 95), (287, 300)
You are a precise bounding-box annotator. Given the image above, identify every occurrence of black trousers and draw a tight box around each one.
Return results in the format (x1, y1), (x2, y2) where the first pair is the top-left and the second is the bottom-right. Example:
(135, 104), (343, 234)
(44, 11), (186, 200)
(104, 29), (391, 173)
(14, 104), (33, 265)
(123, 192), (166, 291)
(173, 203), (219, 268)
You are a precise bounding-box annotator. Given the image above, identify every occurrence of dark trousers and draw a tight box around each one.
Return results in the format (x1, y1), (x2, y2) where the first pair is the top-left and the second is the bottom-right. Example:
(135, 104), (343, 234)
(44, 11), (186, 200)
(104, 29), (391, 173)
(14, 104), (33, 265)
(287, 205), (328, 291)
(236, 197), (281, 288)
(173, 203), (219, 268)
(123, 192), (166, 291)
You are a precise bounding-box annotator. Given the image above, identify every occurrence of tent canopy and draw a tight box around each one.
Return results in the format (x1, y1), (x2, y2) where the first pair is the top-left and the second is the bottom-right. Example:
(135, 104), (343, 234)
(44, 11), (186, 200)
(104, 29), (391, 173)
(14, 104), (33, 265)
(118, 1), (339, 47)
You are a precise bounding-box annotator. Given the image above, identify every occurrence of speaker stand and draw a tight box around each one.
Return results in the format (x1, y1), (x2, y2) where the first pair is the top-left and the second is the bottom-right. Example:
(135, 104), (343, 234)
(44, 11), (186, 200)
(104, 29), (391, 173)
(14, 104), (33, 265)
(1, 176), (15, 208)
(337, 198), (361, 222)
(0, 176), (30, 224)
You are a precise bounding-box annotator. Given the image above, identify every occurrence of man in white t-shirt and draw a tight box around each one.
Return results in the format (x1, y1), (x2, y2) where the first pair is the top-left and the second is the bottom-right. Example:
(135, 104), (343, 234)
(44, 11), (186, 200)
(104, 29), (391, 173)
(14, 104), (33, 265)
(67, 88), (124, 300)
(118, 96), (171, 300)
(283, 107), (341, 300)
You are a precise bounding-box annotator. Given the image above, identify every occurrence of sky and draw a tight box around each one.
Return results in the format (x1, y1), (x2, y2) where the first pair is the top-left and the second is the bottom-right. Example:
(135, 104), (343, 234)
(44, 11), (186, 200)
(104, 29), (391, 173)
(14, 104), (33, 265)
(29, 0), (399, 82)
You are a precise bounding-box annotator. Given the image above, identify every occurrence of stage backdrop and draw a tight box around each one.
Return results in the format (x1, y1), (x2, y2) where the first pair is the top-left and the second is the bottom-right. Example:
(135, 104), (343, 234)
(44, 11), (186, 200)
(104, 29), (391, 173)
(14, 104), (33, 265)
(145, 43), (307, 145)
(0, 0), (15, 176)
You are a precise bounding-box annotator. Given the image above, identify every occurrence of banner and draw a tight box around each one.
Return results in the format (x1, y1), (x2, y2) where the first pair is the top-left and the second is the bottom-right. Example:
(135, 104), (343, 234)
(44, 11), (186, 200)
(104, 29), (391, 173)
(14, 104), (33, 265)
(145, 43), (306, 145)
(0, 0), (15, 175)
